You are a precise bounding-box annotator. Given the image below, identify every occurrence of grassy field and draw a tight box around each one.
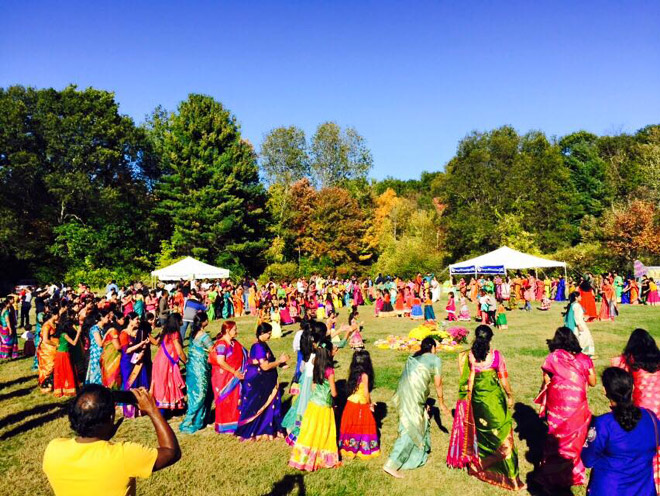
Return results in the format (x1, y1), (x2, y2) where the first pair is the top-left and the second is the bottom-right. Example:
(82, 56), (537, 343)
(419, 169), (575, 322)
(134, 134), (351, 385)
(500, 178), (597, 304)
(1, 302), (659, 496)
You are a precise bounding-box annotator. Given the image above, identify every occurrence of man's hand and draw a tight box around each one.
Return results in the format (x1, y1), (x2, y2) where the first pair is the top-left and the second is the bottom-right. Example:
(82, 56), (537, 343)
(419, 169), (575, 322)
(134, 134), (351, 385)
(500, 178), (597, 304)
(132, 388), (158, 416)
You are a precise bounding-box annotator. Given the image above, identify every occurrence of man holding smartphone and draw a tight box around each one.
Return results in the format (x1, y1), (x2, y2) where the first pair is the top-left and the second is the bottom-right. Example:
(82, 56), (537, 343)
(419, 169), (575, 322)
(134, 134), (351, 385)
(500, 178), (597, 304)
(43, 385), (181, 495)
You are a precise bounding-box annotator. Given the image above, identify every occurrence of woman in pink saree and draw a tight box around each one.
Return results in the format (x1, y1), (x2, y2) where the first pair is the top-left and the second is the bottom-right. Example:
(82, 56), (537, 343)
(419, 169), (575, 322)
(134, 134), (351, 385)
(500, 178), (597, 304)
(611, 328), (660, 493)
(534, 327), (596, 490)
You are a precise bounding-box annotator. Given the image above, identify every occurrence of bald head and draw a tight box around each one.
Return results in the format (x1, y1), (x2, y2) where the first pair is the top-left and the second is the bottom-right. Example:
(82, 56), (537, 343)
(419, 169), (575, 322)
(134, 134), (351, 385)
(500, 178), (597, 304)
(69, 385), (115, 438)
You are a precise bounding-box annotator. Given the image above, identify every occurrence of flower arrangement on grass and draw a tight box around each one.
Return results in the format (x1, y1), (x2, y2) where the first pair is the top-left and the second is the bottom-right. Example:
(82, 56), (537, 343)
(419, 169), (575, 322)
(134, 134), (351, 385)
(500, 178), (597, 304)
(446, 326), (469, 344)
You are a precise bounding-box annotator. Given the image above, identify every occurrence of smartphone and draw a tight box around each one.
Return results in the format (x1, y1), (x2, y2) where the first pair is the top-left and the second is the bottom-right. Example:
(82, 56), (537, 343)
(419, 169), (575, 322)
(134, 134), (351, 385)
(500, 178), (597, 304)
(112, 390), (138, 405)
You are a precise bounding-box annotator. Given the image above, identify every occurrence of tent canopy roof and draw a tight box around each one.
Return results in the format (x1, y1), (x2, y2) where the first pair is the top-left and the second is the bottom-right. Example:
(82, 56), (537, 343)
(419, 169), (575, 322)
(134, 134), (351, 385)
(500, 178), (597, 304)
(151, 256), (230, 281)
(449, 246), (566, 273)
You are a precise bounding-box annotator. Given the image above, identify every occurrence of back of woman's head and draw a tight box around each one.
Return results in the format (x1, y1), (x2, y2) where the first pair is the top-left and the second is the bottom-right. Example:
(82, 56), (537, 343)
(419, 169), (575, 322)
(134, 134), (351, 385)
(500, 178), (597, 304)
(547, 327), (582, 355)
(347, 349), (374, 394)
(219, 320), (236, 338)
(313, 339), (334, 385)
(309, 320), (328, 343)
(472, 325), (493, 362)
(162, 313), (181, 335)
(568, 291), (580, 304)
(623, 328), (660, 373)
(256, 322), (272, 338)
(414, 337), (437, 357)
(192, 312), (209, 333)
(602, 367), (641, 432)
(299, 321), (315, 362)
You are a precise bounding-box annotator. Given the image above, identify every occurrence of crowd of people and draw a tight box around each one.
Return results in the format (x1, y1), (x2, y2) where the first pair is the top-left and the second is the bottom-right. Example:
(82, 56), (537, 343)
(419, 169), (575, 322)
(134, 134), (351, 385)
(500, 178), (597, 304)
(0, 272), (659, 495)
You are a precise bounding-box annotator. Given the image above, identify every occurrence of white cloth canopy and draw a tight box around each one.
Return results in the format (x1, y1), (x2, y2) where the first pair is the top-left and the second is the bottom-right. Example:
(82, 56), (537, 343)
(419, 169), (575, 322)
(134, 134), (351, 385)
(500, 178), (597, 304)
(151, 257), (230, 281)
(449, 246), (566, 274)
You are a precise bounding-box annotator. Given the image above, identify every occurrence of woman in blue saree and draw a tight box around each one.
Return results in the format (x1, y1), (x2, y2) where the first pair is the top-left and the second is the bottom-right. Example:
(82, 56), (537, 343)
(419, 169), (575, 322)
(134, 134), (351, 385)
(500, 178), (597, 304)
(119, 312), (151, 418)
(180, 312), (214, 433)
(222, 290), (235, 319)
(235, 322), (290, 441)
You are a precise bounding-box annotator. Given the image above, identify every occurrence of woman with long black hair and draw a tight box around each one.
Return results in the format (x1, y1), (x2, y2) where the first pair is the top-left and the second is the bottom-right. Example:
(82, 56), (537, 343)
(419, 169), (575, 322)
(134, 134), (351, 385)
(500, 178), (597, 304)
(582, 367), (659, 495)
(612, 328), (660, 492)
(447, 325), (525, 490)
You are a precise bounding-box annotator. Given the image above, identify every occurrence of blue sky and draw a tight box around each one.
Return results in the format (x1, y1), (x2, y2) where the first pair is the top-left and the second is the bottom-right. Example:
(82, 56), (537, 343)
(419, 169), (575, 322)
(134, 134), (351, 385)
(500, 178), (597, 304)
(2, 1), (659, 179)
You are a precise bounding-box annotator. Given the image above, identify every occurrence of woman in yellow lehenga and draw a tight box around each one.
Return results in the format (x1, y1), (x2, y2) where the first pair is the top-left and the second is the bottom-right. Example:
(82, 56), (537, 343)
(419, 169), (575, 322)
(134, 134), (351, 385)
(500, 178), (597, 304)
(38, 312), (60, 392)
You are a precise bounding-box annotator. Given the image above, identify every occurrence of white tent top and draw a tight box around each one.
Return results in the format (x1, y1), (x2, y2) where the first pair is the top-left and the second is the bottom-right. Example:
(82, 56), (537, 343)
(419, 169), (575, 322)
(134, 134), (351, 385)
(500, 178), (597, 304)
(151, 257), (230, 281)
(449, 246), (566, 273)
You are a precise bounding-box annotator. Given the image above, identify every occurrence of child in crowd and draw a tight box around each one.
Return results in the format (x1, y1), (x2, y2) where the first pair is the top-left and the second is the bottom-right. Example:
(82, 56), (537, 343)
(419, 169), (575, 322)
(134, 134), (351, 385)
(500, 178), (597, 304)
(289, 339), (340, 471)
(339, 350), (380, 460)
(495, 303), (508, 330)
(53, 318), (83, 397)
(457, 296), (471, 321)
(22, 324), (35, 357)
(348, 308), (364, 349)
(445, 293), (457, 321)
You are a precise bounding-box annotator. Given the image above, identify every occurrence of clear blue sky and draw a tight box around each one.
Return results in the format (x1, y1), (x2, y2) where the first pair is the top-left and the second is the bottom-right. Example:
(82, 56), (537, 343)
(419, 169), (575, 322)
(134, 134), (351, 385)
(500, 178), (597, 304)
(2, 1), (659, 179)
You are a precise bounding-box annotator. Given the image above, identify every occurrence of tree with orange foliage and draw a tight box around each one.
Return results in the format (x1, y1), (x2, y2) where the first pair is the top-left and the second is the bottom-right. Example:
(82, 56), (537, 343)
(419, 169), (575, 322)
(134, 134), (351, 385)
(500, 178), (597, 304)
(602, 199), (660, 264)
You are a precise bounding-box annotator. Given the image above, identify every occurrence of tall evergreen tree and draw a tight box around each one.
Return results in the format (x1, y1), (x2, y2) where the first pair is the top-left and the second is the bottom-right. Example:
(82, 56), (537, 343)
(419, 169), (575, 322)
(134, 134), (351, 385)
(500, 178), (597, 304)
(149, 94), (269, 275)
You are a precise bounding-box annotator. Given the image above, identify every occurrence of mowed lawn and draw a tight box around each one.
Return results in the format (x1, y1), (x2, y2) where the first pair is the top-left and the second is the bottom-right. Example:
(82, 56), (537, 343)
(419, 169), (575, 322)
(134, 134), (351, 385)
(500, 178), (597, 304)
(1, 302), (659, 496)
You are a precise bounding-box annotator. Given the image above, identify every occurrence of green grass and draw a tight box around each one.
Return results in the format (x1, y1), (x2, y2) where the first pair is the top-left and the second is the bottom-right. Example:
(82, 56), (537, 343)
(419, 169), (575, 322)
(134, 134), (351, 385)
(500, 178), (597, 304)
(1, 302), (659, 495)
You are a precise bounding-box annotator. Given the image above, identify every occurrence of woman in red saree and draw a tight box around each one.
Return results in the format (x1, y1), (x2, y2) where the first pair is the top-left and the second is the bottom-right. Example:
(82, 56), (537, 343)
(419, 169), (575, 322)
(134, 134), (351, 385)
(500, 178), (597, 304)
(534, 327), (596, 490)
(611, 328), (660, 492)
(578, 280), (597, 321)
(210, 321), (247, 434)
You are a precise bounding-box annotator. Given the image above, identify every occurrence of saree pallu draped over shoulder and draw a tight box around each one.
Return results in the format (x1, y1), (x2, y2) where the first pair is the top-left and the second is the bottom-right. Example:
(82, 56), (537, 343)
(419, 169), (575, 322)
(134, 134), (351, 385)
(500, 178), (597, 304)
(449, 350), (525, 491)
(384, 353), (441, 471)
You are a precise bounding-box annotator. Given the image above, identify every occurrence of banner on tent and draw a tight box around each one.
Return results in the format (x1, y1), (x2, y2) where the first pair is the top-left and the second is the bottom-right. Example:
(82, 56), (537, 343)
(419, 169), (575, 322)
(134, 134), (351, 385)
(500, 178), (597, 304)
(450, 265), (476, 274)
(478, 265), (506, 274)
(450, 265), (506, 275)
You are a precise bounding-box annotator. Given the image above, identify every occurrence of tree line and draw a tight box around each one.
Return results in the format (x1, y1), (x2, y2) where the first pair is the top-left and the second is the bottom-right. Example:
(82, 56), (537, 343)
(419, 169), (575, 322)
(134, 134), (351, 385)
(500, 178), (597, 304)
(1, 85), (659, 287)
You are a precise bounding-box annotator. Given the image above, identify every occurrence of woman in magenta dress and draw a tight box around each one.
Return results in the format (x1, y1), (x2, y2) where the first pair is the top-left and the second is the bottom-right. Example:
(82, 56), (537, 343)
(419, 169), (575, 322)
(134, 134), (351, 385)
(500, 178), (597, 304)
(611, 328), (660, 492)
(534, 327), (596, 490)
(235, 322), (289, 441)
(210, 320), (247, 434)
(151, 314), (187, 411)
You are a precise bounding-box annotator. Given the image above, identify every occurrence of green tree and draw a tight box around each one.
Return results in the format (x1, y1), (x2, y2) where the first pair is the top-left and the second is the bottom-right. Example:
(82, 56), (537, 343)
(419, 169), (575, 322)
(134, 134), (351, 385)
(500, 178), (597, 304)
(560, 131), (612, 218)
(259, 126), (309, 186)
(149, 94), (270, 275)
(0, 85), (159, 283)
(309, 122), (373, 188)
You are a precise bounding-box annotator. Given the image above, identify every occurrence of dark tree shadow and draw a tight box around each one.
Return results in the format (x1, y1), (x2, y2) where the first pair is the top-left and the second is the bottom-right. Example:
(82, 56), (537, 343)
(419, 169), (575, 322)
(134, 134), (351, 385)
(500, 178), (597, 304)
(0, 385), (35, 402)
(426, 398), (449, 433)
(263, 474), (306, 496)
(281, 330), (295, 338)
(0, 375), (34, 390)
(0, 402), (68, 440)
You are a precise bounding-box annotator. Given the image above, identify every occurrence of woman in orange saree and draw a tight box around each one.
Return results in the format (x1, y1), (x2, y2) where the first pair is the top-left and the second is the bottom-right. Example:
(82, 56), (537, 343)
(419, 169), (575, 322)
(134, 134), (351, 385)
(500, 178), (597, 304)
(630, 279), (640, 304)
(38, 312), (60, 392)
(578, 280), (597, 321)
(599, 279), (616, 321)
(534, 327), (596, 491)
(234, 287), (245, 317)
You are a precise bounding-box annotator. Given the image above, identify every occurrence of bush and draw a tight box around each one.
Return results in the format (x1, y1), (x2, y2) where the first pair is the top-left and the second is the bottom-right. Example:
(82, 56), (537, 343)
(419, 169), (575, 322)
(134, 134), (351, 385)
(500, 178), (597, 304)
(259, 262), (299, 284)
(552, 242), (619, 276)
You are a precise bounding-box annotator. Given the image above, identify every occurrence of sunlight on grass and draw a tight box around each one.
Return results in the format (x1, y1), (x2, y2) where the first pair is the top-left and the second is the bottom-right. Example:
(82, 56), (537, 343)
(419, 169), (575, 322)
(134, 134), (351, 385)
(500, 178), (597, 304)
(1, 303), (658, 495)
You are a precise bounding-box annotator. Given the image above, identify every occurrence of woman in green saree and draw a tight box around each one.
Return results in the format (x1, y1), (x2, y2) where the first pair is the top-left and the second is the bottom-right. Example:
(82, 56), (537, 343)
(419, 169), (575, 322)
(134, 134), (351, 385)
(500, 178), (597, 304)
(448, 325), (525, 491)
(383, 337), (451, 478)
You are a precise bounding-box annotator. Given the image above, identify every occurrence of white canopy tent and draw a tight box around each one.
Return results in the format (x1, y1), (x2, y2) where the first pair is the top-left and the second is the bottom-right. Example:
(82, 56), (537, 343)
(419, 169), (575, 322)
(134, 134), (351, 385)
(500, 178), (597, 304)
(449, 246), (567, 277)
(151, 256), (230, 281)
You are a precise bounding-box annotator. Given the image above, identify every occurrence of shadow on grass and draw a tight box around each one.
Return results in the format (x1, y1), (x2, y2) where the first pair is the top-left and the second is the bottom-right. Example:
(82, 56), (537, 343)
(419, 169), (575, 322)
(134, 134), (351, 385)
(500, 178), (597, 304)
(0, 401), (68, 440)
(511, 402), (575, 495)
(262, 473), (306, 495)
(0, 374), (34, 390)
(426, 398), (449, 434)
(0, 385), (35, 402)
